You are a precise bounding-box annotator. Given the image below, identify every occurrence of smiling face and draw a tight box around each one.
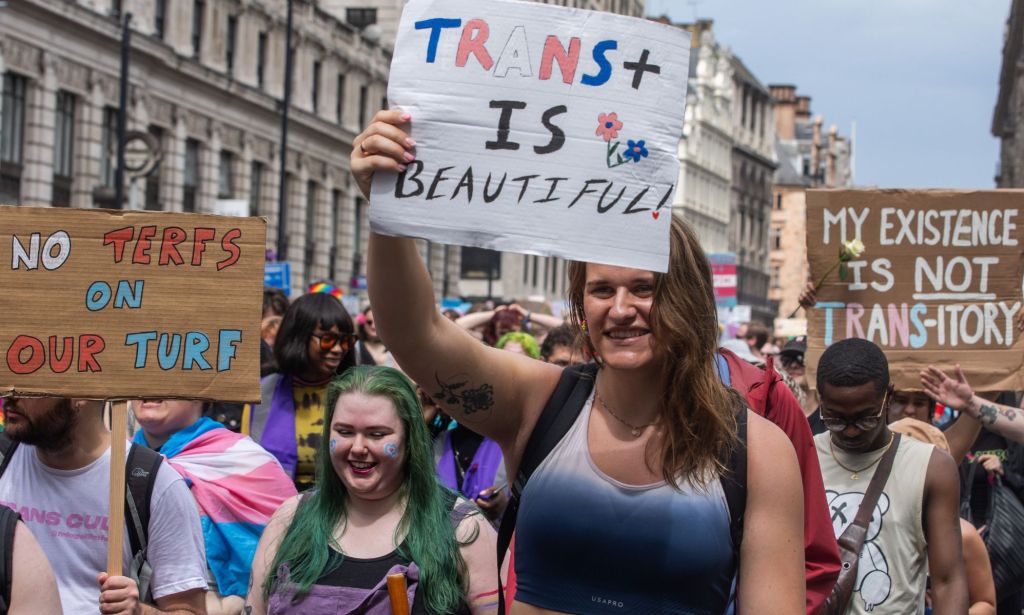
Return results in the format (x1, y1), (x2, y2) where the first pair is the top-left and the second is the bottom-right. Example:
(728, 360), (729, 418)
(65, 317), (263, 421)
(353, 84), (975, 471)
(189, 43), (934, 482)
(131, 399), (205, 445)
(329, 392), (406, 502)
(583, 263), (658, 370)
(305, 324), (348, 382)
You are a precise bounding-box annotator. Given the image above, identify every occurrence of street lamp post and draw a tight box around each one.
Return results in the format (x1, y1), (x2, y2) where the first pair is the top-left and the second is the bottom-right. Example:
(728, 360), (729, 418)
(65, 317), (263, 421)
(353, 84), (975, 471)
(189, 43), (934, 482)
(277, 0), (295, 263)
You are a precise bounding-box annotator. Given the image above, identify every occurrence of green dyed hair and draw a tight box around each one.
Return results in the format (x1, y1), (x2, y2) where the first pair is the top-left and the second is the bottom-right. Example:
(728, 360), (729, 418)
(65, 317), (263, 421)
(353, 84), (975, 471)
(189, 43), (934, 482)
(262, 366), (470, 613)
(495, 331), (541, 359)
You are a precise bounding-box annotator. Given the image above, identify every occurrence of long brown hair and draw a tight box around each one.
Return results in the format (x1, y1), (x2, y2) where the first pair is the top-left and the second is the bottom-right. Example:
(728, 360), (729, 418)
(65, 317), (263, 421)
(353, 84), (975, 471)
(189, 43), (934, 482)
(566, 215), (740, 488)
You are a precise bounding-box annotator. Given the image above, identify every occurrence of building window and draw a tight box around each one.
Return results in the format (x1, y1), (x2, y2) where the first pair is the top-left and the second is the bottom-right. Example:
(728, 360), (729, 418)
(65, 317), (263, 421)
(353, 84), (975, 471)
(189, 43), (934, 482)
(1, 73), (26, 204)
(769, 225), (781, 251)
(250, 161), (263, 215)
(770, 264), (781, 290)
(226, 15), (238, 76)
(461, 247), (501, 280)
(305, 181), (317, 282)
(145, 126), (163, 210)
(155, 0), (166, 39)
(531, 255), (538, 288)
(336, 74), (345, 124)
(257, 32), (267, 89)
(111, 0), (122, 17)
(183, 139), (200, 212)
(192, 0), (204, 58)
(774, 193), (782, 210)
(100, 106), (118, 188)
(329, 189), (341, 280)
(218, 151), (235, 198)
(346, 8), (378, 29)
(51, 91), (76, 207)
(312, 60), (321, 114)
(358, 85), (368, 128)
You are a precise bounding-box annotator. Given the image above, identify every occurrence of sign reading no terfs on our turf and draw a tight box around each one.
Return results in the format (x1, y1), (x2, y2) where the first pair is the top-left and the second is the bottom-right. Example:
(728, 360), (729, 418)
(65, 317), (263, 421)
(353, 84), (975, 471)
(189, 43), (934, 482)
(805, 190), (1024, 392)
(370, 0), (691, 273)
(0, 206), (265, 402)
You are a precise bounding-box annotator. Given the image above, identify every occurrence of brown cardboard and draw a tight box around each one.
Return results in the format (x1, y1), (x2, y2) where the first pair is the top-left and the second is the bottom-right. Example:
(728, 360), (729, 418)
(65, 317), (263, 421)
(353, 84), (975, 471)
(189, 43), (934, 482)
(806, 190), (1024, 392)
(0, 206), (265, 402)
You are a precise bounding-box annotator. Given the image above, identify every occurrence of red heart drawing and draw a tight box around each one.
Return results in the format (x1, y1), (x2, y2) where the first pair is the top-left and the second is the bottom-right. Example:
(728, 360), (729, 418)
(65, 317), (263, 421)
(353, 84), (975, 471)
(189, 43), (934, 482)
(652, 211), (660, 220)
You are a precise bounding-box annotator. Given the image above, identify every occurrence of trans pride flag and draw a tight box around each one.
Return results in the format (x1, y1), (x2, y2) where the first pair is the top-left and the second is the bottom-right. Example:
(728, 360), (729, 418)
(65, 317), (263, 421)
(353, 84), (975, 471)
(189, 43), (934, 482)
(134, 417), (297, 596)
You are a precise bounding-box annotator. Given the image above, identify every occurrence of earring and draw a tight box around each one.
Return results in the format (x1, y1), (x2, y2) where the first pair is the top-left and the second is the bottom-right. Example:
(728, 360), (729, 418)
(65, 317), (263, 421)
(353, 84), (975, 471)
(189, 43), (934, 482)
(580, 319), (588, 333)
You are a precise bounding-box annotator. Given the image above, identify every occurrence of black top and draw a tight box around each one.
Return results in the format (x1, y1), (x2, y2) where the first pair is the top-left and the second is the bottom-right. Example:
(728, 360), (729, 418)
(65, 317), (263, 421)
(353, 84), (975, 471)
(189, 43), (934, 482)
(317, 545), (471, 615)
(807, 407), (828, 436)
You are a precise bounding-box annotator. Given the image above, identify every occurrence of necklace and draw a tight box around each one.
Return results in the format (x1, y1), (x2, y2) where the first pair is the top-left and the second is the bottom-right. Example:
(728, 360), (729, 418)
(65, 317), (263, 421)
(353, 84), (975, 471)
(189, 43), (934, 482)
(595, 390), (655, 437)
(829, 432), (896, 480)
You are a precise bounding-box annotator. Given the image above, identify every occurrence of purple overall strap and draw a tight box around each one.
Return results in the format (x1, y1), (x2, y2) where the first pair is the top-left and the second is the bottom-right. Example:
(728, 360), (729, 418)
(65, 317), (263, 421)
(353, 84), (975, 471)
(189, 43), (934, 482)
(261, 374), (298, 477)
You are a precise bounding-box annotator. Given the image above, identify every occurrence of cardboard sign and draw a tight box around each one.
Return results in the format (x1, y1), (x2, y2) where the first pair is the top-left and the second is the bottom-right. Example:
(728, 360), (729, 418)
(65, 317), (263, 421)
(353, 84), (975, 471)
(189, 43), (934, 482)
(370, 0), (691, 272)
(805, 190), (1024, 391)
(0, 206), (265, 402)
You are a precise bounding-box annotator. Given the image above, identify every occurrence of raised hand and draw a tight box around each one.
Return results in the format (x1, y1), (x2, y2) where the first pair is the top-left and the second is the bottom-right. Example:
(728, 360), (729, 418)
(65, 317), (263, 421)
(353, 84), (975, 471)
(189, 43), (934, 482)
(920, 364), (974, 412)
(351, 109), (415, 200)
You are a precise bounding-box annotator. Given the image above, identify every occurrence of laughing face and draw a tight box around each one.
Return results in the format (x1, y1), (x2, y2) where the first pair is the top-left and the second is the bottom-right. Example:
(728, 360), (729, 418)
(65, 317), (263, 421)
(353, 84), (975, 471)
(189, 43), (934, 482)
(329, 392), (406, 501)
(583, 263), (658, 370)
(131, 399), (205, 445)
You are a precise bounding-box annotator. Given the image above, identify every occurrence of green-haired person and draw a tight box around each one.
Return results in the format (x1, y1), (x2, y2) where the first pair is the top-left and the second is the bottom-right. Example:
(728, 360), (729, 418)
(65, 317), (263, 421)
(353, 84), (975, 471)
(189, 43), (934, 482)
(494, 332), (541, 360)
(246, 366), (500, 615)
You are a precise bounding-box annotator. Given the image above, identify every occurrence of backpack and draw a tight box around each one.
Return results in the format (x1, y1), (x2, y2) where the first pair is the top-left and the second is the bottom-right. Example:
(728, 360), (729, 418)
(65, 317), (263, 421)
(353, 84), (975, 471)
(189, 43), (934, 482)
(495, 361), (749, 614)
(0, 434), (163, 602)
(0, 506), (18, 615)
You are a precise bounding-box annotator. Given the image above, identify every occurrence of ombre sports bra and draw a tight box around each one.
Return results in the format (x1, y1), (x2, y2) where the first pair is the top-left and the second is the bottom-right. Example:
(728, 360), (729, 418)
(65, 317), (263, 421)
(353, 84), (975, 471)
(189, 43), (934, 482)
(513, 391), (736, 615)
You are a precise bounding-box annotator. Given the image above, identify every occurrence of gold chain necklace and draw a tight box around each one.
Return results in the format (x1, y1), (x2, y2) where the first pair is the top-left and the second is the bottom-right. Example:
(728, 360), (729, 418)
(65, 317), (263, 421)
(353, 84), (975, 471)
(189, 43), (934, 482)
(829, 432), (895, 480)
(595, 390), (655, 437)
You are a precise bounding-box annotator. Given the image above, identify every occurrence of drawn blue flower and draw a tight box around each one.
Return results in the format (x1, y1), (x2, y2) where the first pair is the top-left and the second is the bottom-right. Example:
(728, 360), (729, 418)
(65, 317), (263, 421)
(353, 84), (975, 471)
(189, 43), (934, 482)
(623, 140), (648, 163)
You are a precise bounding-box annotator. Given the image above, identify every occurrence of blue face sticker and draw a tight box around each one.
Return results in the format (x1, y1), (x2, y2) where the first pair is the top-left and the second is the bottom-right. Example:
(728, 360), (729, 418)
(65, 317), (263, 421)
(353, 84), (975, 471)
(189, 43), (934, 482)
(383, 442), (399, 458)
(329, 438), (337, 453)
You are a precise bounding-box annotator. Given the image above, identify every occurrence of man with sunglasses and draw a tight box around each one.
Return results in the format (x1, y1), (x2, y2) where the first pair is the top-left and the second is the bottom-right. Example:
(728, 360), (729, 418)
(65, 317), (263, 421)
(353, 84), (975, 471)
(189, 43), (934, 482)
(814, 338), (967, 614)
(779, 336), (823, 424)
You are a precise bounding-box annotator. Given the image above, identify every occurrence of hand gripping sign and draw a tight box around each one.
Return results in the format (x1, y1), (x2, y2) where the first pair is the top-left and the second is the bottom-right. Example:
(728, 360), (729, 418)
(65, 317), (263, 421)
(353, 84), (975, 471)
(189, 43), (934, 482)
(370, 0), (691, 273)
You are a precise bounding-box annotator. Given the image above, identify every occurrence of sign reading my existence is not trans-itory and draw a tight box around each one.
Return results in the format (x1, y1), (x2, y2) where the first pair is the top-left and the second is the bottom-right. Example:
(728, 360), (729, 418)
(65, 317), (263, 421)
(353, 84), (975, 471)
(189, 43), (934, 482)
(370, 0), (691, 272)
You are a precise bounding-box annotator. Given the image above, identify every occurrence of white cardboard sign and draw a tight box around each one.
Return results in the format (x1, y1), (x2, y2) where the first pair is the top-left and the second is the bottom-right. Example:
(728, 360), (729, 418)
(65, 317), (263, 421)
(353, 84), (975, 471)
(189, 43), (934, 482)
(370, 0), (691, 272)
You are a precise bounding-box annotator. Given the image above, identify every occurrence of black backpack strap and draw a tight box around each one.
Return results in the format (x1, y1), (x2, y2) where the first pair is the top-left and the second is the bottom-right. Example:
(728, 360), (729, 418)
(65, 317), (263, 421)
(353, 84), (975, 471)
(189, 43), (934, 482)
(0, 435), (19, 481)
(124, 444), (162, 562)
(496, 362), (598, 614)
(0, 506), (19, 615)
(721, 405), (749, 575)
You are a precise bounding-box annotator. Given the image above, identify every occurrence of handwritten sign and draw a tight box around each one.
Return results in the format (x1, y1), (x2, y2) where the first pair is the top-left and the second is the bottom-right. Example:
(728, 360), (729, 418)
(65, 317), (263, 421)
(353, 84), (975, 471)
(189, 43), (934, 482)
(806, 190), (1024, 391)
(0, 206), (265, 402)
(369, 0), (691, 272)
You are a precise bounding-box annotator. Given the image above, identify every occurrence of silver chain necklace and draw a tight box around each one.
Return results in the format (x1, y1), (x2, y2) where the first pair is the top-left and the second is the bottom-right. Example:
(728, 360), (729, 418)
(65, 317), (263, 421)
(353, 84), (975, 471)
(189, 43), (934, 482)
(595, 390), (655, 437)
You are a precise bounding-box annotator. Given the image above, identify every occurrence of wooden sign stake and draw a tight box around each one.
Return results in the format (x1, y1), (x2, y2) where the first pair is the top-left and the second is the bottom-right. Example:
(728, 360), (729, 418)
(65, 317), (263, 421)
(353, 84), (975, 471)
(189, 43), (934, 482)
(107, 400), (128, 574)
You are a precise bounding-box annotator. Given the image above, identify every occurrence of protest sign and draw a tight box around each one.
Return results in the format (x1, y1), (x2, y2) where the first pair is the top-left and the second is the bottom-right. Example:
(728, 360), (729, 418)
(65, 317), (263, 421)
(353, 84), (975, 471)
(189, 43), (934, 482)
(805, 190), (1024, 391)
(0, 206), (265, 402)
(709, 253), (738, 308)
(370, 0), (691, 272)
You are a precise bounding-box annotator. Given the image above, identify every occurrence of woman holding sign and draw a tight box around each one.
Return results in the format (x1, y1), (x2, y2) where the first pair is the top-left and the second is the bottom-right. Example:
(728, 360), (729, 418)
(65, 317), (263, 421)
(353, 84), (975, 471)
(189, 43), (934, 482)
(352, 110), (805, 614)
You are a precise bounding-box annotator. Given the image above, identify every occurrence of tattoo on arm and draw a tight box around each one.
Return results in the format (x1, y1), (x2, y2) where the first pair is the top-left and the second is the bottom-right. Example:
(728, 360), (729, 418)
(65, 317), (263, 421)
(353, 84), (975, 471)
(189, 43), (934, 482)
(435, 373), (495, 418)
(978, 403), (1019, 425)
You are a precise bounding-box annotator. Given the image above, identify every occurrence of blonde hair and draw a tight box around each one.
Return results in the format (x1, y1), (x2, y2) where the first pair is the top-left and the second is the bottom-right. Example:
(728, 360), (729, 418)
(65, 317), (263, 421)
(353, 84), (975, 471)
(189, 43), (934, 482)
(566, 216), (740, 488)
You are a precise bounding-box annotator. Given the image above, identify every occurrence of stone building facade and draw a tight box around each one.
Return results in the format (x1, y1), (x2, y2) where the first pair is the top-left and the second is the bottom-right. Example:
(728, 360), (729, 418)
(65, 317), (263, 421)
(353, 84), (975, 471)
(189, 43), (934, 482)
(768, 84), (852, 321)
(0, 0), (458, 299)
(994, 0), (1024, 187)
(730, 57), (777, 325)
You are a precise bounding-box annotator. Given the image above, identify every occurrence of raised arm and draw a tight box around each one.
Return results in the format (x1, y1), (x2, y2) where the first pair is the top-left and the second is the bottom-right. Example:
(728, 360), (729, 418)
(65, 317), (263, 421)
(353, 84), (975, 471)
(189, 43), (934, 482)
(354, 110), (562, 460)
(921, 365), (1024, 444)
(738, 412), (805, 614)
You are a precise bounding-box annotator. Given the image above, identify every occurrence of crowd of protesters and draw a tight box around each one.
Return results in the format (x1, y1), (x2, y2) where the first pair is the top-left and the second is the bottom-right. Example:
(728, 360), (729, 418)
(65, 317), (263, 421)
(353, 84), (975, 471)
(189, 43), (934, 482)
(1, 109), (1023, 615)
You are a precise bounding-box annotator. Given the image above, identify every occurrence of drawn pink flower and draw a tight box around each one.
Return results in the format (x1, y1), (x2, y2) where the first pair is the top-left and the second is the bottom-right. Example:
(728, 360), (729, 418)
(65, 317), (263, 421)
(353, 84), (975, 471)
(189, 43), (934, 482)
(595, 113), (623, 142)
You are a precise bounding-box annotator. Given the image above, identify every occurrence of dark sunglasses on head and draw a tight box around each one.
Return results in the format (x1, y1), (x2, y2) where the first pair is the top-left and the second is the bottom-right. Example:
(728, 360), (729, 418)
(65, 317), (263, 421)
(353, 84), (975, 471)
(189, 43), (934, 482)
(781, 355), (804, 368)
(311, 332), (356, 352)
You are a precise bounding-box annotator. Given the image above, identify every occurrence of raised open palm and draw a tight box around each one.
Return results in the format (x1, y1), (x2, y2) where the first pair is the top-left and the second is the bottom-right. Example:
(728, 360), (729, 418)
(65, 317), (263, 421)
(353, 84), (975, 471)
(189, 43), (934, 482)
(920, 364), (973, 411)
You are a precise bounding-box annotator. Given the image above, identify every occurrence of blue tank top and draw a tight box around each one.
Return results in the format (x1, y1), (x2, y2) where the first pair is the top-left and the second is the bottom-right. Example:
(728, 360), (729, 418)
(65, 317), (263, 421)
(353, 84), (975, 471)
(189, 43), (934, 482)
(514, 391), (736, 614)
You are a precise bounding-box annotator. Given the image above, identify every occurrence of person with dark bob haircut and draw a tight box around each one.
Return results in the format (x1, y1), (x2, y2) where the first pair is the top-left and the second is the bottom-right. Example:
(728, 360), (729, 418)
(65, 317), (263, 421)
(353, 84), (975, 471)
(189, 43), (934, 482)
(351, 109), (806, 614)
(248, 292), (357, 490)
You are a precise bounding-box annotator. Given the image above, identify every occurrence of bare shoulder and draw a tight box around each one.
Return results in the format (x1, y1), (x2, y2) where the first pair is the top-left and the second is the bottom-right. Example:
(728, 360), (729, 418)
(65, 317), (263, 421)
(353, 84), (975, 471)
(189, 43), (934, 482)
(746, 409), (796, 457)
(745, 410), (801, 491)
(925, 446), (959, 491)
(267, 494), (303, 529)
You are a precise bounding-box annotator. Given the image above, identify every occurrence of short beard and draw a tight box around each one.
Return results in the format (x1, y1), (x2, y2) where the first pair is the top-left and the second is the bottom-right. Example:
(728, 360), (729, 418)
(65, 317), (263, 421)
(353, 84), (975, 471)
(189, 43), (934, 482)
(6, 398), (77, 452)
